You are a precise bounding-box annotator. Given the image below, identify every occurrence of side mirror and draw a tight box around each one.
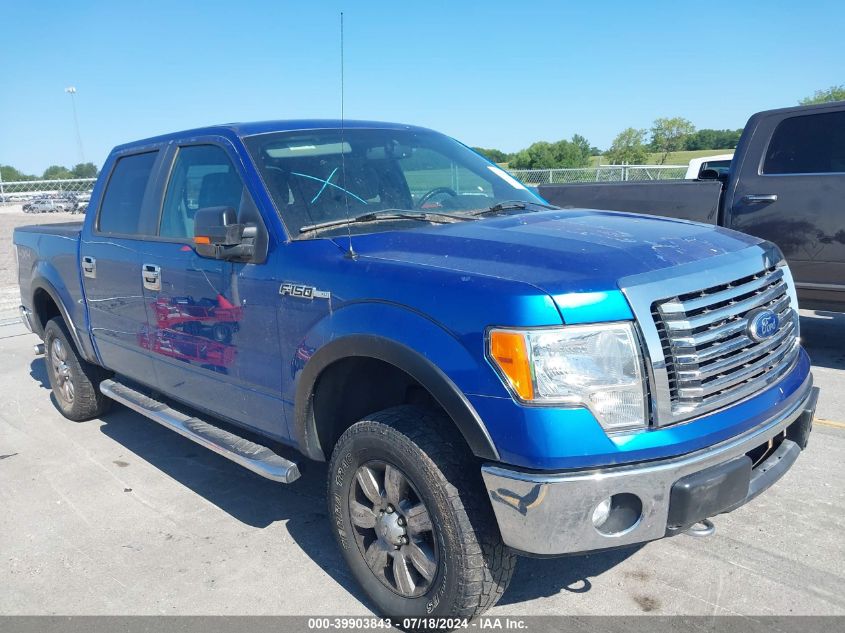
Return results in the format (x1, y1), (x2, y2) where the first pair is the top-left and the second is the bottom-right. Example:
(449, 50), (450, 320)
(193, 206), (256, 261)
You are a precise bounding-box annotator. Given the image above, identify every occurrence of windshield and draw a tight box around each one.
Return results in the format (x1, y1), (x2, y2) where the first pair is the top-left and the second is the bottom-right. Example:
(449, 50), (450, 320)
(243, 127), (540, 237)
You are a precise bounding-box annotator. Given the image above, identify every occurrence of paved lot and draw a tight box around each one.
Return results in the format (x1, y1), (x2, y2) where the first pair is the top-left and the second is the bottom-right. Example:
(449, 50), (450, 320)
(0, 302), (843, 616)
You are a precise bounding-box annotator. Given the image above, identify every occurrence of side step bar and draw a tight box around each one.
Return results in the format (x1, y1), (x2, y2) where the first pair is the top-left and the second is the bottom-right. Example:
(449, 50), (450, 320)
(99, 379), (300, 483)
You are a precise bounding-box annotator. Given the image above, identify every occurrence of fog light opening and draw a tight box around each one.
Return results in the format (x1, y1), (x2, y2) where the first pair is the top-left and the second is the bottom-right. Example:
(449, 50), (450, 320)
(593, 493), (643, 536)
(591, 497), (612, 528)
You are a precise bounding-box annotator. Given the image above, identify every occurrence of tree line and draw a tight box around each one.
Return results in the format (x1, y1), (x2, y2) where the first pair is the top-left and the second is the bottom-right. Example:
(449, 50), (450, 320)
(604, 120), (745, 166)
(0, 163), (99, 182)
(474, 122), (743, 169)
(475, 85), (845, 168)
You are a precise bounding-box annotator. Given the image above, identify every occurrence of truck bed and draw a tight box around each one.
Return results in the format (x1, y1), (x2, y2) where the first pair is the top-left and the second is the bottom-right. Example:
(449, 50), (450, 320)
(538, 180), (723, 224)
(15, 221), (84, 237)
(13, 222), (88, 353)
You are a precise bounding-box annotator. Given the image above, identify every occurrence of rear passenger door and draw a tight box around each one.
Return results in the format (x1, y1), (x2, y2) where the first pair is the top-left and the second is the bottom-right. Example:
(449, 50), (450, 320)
(80, 149), (163, 385)
(138, 141), (286, 437)
(727, 107), (845, 302)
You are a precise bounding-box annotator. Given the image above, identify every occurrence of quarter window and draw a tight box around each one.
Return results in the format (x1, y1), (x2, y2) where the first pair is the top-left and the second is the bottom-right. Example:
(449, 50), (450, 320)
(763, 110), (845, 175)
(160, 145), (246, 238)
(97, 151), (158, 235)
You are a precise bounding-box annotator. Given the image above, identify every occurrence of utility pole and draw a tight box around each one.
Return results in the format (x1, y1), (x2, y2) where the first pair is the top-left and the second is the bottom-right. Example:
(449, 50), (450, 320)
(65, 86), (85, 164)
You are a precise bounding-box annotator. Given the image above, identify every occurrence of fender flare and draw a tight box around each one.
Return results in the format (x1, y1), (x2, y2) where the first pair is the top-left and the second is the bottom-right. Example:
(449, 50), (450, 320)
(294, 334), (500, 462)
(30, 278), (94, 362)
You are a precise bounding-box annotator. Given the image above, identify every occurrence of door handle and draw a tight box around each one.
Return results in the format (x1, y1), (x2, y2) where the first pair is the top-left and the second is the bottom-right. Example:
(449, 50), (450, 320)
(142, 264), (161, 291)
(81, 256), (96, 278)
(741, 194), (778, 204)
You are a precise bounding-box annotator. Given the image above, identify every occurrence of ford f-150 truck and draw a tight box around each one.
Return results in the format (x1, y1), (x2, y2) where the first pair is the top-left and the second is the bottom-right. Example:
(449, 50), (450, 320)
(15, 120), (818, 621)
(539, 101), (845, 312)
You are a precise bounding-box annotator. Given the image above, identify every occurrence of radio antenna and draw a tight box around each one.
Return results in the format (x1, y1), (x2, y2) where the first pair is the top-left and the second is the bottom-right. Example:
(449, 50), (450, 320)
(339, 12), (356, 259)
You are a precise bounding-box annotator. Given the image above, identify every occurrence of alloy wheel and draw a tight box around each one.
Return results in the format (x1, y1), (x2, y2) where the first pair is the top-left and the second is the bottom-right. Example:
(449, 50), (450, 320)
(349, 460), (439, 598)
(50, 338), (74, 404)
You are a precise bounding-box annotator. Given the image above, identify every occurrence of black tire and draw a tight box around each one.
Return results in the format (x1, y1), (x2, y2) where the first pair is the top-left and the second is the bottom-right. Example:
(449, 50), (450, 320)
(211, 323), (233, 344)
(327, 406), (516, 621)
(43, 317), (112, 421)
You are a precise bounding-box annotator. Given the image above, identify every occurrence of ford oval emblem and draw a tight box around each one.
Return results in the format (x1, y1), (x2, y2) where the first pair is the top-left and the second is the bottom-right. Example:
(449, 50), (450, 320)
(748, 309), (780, 342)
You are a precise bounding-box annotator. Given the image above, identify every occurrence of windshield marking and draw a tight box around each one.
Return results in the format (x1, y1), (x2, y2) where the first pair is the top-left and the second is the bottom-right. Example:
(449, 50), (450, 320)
(290, 171), (369, 205)
(310, 167), (339, 204)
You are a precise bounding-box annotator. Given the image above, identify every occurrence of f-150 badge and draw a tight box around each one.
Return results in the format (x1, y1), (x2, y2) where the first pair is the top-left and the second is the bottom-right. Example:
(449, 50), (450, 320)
(280, 283), (331, 300)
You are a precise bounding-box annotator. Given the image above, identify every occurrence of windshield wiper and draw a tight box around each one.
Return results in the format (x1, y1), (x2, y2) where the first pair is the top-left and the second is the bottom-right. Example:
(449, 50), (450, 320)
(299, 209), (476, 234)
(470, 199), (559, 217)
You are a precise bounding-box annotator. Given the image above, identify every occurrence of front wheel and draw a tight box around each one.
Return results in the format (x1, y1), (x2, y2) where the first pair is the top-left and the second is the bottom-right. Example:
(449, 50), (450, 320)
(327, 406), (515, 620)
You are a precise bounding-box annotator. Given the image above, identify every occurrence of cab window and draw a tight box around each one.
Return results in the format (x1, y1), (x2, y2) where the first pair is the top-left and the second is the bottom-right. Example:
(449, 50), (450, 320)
(401, 147), (494, 202)
(160, 145), (247, 238)
(244, 128), (537, 238)
(699, 159), (731, 176)
(97, 151), (158, 235)
(764, 110), (845, 174)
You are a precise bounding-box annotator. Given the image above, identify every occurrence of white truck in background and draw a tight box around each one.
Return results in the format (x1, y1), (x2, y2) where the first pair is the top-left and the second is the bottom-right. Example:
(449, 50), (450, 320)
(685, 153), (734, 179)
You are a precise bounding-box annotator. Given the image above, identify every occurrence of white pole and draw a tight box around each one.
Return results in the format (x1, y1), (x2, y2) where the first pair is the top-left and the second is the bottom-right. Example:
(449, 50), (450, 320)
(65, 86), (85, 164)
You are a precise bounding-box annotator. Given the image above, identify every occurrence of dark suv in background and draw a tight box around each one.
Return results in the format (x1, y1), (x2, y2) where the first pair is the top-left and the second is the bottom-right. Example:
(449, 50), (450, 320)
(540, 102), (845, 311)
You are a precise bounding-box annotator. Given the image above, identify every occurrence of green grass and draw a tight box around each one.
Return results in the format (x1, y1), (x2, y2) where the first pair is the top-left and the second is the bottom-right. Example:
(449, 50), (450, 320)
(589, 149), (734, 167)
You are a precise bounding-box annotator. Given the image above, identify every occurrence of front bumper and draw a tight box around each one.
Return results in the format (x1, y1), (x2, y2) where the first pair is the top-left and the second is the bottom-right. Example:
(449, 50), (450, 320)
(482, 375), (818, 556)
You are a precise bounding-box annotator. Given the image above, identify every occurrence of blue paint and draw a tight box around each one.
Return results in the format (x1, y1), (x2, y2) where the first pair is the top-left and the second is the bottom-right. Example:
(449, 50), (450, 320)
(468, 350), (811, 470)
(552, 289), (633, 324)
(14, 119), (813, 475)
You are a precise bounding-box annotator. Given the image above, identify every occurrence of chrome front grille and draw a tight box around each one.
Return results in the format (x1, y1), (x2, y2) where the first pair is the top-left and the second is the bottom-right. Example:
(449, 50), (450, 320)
(652, 265), (800, 421)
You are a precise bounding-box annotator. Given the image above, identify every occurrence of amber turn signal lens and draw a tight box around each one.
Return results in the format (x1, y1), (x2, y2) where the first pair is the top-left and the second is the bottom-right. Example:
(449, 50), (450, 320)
(194, 236), (211, 245)
(489, 330), (534, 400)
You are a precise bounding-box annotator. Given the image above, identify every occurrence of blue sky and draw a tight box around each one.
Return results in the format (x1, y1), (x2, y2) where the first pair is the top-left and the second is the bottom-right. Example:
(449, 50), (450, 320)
(1, 0), (843, 175)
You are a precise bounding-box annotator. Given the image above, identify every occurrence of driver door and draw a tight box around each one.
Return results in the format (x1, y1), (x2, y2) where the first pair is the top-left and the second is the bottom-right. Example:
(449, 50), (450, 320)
(138, 141), (287, 438)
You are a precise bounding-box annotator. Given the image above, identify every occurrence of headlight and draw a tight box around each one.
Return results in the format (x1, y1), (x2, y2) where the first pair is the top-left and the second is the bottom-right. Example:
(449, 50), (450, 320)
(488, 323), (648, 432)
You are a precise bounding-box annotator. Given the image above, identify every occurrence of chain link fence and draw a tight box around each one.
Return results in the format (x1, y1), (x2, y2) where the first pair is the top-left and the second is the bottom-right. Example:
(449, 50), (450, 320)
(0, 178), (97, 203)
(0, 165), (687, 203)
(510, 165), (686, 186)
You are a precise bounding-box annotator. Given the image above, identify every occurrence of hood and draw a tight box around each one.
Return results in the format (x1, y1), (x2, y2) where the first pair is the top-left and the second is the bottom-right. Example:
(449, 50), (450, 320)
(346, 208), (763, 297)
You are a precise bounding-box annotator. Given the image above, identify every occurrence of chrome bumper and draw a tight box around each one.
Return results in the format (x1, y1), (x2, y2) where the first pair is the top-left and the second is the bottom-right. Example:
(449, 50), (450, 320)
(19, 305), (34, 332)
(482, 375), (817, 556)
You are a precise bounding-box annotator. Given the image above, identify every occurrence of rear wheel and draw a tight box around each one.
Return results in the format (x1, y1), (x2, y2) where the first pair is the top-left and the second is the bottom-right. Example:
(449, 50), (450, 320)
(327, 406), (515, 620)
(44, 317), (112, 421)
(212, 323), (233, 344)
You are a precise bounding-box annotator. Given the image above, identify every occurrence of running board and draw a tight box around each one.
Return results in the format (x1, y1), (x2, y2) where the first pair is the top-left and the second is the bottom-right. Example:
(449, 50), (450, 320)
(99, 379), (300, 483)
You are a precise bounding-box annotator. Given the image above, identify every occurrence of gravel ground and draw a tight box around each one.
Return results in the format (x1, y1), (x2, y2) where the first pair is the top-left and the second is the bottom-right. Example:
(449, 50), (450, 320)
(0, 205), (82, 320)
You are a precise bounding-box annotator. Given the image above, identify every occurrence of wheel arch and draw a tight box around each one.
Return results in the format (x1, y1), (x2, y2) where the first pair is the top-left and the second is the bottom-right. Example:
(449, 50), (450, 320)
(294, 335), (500, 462)
(31, 280), (77, 341)
(30, 278), (96, 363)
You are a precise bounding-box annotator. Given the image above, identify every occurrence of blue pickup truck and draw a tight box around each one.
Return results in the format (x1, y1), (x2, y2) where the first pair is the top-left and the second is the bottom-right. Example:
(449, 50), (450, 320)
(15, 120), (818, 620)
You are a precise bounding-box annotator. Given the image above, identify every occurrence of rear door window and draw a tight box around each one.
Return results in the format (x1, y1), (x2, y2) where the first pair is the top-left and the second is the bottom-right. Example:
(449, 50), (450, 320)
(763, 110), (845, 174)
(97, 151), (159, 234)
